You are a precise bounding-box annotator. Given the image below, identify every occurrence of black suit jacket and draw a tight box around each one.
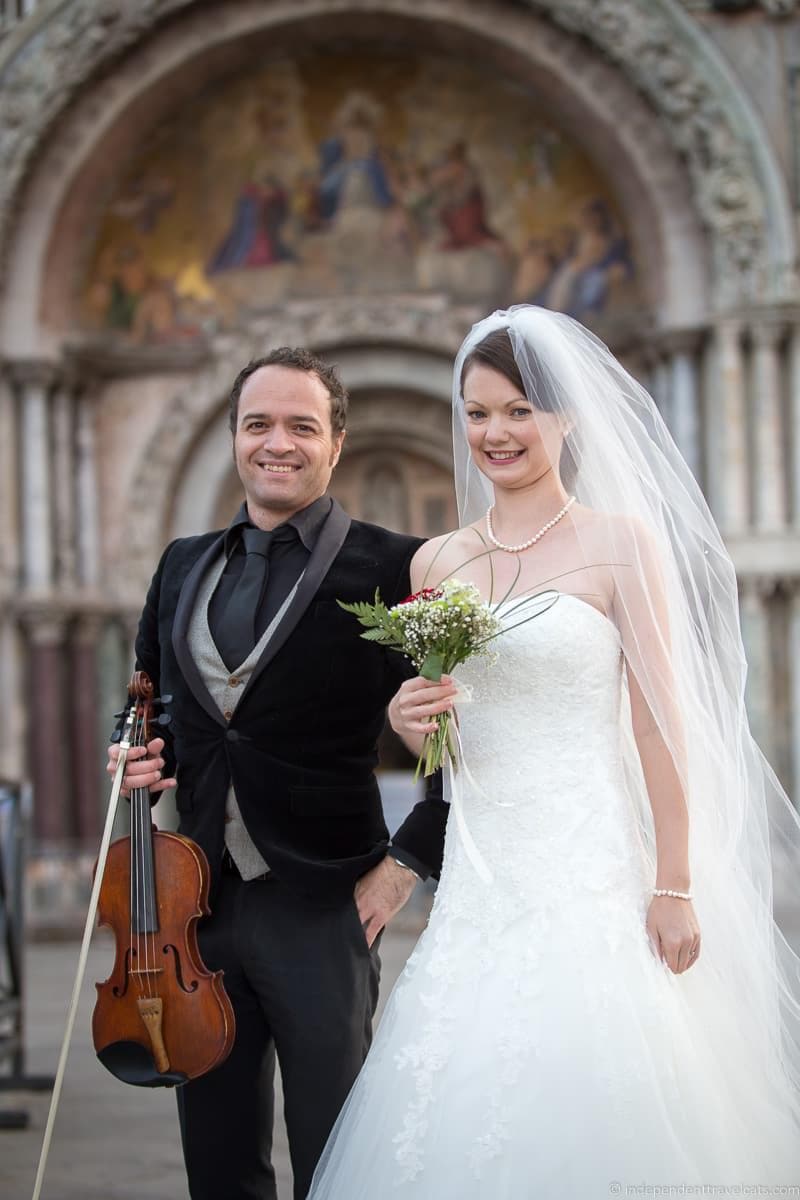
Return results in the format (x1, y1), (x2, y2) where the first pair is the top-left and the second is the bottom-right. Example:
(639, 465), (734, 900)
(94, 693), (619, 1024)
(128, 500), (447, 899)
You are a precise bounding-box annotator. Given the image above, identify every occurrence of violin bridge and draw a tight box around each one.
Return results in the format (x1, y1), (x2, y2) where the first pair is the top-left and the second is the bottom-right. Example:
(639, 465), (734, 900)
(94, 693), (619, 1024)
(136, 996), (170, 1074)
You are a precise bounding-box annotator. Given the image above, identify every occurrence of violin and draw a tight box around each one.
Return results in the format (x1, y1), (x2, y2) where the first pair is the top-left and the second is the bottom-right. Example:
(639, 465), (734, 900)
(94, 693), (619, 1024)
(92, 670), (235, 1087)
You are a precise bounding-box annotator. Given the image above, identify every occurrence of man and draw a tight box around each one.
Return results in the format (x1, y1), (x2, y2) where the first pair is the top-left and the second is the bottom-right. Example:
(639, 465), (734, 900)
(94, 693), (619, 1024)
(108, 347), (447, 1199)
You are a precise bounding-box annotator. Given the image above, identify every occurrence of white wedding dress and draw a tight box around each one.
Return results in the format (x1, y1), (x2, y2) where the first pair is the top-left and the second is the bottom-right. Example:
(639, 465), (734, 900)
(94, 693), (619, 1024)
(309, 594), (800, 1199)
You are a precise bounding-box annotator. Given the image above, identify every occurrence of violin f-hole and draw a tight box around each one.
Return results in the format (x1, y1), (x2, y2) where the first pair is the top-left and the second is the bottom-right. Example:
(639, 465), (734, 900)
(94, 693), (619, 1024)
(111, 946), (133, 998)
(163, 943), (199, 993)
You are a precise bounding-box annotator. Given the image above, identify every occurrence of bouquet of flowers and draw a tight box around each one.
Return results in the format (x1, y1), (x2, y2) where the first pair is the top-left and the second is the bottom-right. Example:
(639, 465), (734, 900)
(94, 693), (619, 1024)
(339, 578), (511, 779)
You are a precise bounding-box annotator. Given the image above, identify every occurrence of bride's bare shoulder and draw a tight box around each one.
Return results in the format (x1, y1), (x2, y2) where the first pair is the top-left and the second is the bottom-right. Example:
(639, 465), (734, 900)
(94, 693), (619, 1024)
(410, 524), (488, 590)
(572, 505), (660, 557)
(572, 503), (647, 534)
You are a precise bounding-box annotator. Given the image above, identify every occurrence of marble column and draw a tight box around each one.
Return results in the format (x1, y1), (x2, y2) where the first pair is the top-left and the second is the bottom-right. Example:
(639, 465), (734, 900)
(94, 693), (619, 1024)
(0, 617), (25, 784)
(98, 617), (134, 840)
(23, 613), (72, 846)
(0, 369), (23, 783)
(788, 585), (800, 805)
(714, 320), (750, 534)
(52, 377), (78, 591)
(739, 575), (775, 764)
(71, 614), (104, 845)
(75, 385), (100, 589)
(13, 363), (56, 593)
(750, 321), (787, 532)
(788, 323), (800, 528)
(667, 334), (703, 484)
(651, 355), (672, 429)
(0, 368), (19, 595)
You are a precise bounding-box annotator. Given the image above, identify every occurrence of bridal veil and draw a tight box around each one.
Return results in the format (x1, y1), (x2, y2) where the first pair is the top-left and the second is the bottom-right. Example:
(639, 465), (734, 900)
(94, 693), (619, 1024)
(452, 305), (800, 1125)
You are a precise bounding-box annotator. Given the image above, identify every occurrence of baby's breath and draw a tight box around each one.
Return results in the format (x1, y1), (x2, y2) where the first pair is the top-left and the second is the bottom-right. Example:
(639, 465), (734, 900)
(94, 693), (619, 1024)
(338, 578), (502, 777)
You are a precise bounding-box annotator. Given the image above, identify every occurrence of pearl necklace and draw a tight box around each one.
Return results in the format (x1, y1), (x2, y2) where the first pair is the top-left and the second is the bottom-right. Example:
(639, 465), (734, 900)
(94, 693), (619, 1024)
(486, 495), (576, 553)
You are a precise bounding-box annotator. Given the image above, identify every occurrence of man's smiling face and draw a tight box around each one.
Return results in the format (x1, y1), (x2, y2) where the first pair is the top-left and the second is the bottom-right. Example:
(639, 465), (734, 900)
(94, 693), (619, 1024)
(233, 364), (345, 526)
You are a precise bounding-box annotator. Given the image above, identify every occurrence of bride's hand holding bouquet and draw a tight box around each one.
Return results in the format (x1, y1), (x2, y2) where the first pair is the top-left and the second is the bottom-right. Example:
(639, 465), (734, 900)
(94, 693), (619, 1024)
(387, 673), (458, 762)
(339, 577), (504, 779)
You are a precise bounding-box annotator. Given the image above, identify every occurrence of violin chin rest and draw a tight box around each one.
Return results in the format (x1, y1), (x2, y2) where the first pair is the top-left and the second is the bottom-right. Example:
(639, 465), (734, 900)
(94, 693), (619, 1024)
(96, 1041), (188, 1088)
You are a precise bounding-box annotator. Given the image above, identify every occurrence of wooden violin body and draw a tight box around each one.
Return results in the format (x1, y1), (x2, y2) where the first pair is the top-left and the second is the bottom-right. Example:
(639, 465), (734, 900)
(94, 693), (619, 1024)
(92, 672), (235, 1088)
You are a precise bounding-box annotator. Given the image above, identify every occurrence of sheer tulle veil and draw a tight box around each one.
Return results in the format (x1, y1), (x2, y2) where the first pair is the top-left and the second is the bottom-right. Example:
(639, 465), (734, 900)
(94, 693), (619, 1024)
(452, 305), (800, 1114)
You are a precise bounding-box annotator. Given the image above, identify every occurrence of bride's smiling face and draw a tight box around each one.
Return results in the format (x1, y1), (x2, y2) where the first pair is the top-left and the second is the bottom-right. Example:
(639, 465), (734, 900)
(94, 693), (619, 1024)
(462, 362), (567, 489)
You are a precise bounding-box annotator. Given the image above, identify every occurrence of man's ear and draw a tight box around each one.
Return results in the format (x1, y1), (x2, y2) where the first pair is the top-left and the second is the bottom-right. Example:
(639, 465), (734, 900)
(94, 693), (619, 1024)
(331, 428), (346, 468)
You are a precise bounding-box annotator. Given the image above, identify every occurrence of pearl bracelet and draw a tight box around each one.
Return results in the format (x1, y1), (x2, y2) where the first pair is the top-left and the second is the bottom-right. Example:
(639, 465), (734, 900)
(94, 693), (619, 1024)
(653, 888), (693, 900)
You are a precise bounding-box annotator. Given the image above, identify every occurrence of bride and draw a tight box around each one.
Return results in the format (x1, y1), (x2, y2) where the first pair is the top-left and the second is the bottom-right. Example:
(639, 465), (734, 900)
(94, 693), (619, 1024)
(308, 306), (800, 1198)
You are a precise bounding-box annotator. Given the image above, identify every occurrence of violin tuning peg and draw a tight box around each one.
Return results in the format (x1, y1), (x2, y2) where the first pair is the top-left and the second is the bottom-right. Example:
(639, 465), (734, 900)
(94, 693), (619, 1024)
(160, 694), (173, 705)
(157, 713), (172, 727)
(110, 731), (122, 743)
(113, 710), (126, 719)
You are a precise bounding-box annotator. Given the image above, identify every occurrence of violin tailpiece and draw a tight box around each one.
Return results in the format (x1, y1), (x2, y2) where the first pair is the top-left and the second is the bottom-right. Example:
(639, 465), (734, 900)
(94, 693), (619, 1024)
(136, 996), (170, 1074)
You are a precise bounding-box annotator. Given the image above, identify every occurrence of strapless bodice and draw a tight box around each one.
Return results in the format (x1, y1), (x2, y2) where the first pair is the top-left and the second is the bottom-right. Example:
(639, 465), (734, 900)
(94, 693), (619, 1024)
(439, 592), (649, 927)
(454, 592), (625, 806)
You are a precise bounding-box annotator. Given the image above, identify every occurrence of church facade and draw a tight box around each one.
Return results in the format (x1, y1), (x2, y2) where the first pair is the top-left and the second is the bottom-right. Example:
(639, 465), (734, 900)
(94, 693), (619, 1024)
(1, 0), (799, 926)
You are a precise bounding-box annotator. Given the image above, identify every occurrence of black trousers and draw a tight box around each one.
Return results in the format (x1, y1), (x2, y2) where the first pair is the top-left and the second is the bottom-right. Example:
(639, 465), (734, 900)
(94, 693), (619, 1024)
(177, 870), (382, 1200)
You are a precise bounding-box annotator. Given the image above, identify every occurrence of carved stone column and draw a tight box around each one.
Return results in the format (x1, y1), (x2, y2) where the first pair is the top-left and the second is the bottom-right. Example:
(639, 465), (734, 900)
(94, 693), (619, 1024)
(714, 320), (750, 534)
(0, 369), (23, 783)
(651, 355), (672, 430)
(666, 332), (703, 484)
(0, 616), (24, 784)
(12, 362), (56, 593)
(789, 584), (800, 804)
(71, 613), (104, 844)
(750, 322), (787, 532)
(52, 376), (78, 591)
(22, 612), (72, 846)
(75, 383), (100, 589)
(788, 322), (800, 528)
(739, 575), (776, 763)
(0, 368), (19, 596)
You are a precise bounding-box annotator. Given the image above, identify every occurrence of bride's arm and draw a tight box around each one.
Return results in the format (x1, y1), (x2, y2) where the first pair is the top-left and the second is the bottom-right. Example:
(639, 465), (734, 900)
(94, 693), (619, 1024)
(611, 517), (701, 975)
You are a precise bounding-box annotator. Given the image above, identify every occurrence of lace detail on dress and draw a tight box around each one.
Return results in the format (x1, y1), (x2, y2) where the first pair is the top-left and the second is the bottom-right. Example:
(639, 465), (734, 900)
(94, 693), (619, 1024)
(391, 919), (458, 1181)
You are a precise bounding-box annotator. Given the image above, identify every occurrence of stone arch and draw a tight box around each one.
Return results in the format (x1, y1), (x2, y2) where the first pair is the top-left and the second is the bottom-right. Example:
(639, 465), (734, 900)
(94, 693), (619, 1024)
(0, 0), (789, 356)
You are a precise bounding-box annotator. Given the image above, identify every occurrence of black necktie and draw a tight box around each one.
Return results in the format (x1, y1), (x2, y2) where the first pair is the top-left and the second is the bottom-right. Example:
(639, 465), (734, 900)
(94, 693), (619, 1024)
(214, 527), (281, 671)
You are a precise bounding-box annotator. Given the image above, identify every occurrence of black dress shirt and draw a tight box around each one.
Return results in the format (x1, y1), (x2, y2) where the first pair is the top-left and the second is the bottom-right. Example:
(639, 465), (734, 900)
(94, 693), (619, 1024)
(207, 495), (333, 655)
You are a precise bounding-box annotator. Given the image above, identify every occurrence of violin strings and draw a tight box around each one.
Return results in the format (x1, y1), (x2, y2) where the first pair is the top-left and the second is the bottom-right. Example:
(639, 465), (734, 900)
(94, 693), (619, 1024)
(139, 705), (153, 1001)
(132, 705), (141, 998)
(142, 704), (155, 1002)
(133, 705), (150, 1001)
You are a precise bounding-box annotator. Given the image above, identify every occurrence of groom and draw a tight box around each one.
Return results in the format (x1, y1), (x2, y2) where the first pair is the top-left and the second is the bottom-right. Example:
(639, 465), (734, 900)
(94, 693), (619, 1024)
(109, 347), (447, 1199)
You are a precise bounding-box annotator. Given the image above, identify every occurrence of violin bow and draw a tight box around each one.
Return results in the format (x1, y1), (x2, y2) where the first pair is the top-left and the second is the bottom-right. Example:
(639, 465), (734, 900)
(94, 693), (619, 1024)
(30, 705), (136, 1200)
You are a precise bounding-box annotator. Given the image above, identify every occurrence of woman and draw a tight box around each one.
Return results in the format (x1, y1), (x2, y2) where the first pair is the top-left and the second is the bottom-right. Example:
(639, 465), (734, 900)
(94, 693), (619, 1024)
(308, 306), (800, 1198)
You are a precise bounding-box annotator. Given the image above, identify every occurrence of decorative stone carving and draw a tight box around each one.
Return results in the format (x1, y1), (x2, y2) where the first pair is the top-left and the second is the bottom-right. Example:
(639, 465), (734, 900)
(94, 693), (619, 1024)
(527, 0), (771, 304)
(0, 0), (790, 310)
